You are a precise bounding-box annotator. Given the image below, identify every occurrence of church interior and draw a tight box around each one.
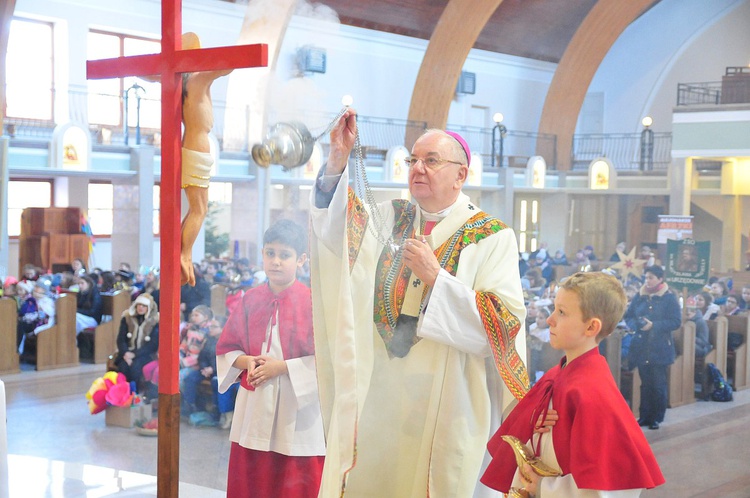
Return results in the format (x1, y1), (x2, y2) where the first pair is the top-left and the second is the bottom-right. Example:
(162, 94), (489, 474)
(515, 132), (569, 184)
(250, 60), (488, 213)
(2, 0), (750, 496)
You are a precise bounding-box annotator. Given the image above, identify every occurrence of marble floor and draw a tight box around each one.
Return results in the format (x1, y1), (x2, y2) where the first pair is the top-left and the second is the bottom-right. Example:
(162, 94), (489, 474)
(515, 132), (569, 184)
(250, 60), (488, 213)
(2, 362), (750, 497)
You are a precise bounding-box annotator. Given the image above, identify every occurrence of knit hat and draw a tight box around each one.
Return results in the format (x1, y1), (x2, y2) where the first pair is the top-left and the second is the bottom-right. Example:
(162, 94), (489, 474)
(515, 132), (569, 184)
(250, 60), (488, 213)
(34, 278), (52, 293)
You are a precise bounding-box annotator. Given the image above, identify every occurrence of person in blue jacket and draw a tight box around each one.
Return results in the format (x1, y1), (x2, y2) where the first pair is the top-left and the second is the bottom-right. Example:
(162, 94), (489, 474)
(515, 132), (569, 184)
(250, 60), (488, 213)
(623, 265), (682, 430)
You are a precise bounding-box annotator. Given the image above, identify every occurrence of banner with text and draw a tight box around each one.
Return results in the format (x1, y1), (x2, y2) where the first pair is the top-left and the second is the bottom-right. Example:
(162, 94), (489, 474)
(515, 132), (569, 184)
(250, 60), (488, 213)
(665, 238), (710, 291)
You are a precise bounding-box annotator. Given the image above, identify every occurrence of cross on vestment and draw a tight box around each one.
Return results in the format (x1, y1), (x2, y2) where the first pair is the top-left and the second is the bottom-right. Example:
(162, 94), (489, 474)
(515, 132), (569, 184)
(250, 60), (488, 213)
(87, 2), (267, 496)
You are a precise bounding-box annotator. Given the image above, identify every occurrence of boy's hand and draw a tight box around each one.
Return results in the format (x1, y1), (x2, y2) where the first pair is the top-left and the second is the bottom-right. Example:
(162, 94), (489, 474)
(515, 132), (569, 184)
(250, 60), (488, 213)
(519, 463), (541, 496)
(534, 409), (559, 434)
(249, 355), (288, 387)
(238, 355), (259, 386)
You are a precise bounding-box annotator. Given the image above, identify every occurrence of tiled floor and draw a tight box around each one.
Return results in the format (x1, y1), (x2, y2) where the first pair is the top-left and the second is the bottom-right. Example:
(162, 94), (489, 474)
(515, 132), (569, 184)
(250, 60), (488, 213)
(3, 363), (229, 497)
(2, 362), (750, 497)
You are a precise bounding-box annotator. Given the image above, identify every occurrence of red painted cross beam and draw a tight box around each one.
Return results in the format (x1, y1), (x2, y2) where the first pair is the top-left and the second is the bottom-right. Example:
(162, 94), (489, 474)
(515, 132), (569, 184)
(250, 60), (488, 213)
(86, 0), (267, 398)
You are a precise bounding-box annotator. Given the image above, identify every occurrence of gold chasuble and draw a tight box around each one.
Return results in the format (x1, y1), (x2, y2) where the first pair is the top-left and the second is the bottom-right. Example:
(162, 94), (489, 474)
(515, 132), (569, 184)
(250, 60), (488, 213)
(310, 173), (528, 498)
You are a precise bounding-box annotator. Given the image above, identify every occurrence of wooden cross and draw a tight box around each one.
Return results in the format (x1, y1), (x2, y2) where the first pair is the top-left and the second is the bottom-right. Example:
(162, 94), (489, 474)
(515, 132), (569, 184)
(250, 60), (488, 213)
(87, 2), (267, 496)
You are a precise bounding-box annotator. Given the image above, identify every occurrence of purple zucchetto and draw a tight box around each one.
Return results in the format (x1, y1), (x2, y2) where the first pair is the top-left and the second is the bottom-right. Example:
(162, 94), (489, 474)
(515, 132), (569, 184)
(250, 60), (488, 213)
(445, 130), (471, 166)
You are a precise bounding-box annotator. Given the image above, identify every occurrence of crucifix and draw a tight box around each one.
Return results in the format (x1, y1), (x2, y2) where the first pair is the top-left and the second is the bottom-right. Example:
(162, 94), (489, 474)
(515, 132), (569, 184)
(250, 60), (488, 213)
(87, 1), (267, 496)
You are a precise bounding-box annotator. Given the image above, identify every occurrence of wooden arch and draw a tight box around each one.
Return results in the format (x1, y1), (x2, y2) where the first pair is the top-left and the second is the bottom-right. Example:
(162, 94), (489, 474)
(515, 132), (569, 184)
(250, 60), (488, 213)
(406, 0), (503, 147)
(537, 0), (660, 170)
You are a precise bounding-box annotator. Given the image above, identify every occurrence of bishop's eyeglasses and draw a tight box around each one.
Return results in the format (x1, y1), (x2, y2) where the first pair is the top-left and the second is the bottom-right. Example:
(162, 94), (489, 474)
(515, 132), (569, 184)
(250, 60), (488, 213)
(404, 156), (464, 170)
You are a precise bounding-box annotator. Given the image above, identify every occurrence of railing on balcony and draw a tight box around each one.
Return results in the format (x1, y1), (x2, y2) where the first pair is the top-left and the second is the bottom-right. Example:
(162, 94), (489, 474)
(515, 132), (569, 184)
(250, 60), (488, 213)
(6, 88), (685, 174)
(677, 69), (750, 106)
(5, 89), (253, 153)
(445, 124), (558, 170)
(676, 82), (722, 106)
(571, 132), (672, 171)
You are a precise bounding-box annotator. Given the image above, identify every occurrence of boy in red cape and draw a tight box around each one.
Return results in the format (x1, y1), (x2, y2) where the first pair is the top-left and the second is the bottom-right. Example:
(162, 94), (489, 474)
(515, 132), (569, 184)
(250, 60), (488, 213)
(482, 272), (665, 497)
(216, 219), (324, 498)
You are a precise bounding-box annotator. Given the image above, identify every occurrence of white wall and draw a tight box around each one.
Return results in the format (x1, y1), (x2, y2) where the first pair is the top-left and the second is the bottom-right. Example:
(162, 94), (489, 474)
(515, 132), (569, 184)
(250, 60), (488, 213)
(588, 0), (750, 134)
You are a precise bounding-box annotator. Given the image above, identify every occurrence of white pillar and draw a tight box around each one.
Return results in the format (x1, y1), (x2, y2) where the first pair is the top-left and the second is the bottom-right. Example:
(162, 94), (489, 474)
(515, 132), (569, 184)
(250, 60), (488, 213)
(0, 380), (9, 498)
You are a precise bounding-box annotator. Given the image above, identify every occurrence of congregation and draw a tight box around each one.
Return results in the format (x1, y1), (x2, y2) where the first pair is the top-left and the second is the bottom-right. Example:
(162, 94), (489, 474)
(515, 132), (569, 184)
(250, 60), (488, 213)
(5, 238), (747, 435)
(4, 256), (273, 431)
(520, 241), (748, 428)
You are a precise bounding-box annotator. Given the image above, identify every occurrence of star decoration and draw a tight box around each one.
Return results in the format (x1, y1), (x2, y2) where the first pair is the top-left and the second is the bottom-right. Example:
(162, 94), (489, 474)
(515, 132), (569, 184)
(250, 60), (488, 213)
(609, 246), (647, 280)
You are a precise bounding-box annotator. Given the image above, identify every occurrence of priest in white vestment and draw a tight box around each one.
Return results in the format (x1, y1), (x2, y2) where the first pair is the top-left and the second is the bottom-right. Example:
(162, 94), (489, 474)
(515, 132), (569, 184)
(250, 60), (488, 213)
(309, 108), (529, 497)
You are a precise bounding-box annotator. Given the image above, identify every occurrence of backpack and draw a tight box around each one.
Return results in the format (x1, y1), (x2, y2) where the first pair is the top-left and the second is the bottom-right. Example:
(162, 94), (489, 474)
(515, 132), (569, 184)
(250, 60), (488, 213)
(707, 363), (733, 402)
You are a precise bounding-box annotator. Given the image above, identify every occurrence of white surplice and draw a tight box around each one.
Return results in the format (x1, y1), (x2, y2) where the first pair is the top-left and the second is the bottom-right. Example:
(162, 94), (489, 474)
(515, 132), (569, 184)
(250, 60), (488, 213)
(217, 311), (325, 457)
(310, 169), (527, 497)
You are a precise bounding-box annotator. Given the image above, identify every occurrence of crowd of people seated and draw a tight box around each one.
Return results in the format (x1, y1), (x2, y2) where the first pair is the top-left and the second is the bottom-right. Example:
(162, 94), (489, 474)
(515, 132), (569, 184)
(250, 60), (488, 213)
(0, 255), (282, 430)
(520, 241), (749, 402)
(5, 242), (748, 431)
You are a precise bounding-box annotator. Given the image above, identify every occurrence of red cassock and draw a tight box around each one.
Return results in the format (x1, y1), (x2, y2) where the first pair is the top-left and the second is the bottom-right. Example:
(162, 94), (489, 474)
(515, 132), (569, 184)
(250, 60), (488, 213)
(482, 347), (665, 493)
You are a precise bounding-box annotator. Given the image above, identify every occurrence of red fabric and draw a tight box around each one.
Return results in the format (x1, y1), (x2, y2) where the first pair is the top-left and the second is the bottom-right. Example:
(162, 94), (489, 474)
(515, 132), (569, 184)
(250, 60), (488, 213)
(225, 290), (243, 316)
(216, 281), (314, 390)
(227, 442), (324, 498)
(482, 348), (665, 492)
(423, 220), (436, 235)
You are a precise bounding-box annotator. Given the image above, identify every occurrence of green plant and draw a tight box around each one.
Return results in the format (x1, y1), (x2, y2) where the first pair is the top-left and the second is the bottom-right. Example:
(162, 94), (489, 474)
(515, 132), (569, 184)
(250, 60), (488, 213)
(204, 201), (229, 258)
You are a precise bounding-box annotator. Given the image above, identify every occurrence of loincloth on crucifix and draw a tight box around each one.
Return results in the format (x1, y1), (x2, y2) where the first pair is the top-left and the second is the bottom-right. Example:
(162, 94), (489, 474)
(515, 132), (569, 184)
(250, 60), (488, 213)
(181, 148), (212, 188)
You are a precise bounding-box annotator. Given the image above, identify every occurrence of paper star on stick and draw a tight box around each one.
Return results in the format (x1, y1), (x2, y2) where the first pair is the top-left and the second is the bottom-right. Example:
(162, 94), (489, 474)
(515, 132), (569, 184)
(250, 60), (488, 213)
(609, 246), (648, 280)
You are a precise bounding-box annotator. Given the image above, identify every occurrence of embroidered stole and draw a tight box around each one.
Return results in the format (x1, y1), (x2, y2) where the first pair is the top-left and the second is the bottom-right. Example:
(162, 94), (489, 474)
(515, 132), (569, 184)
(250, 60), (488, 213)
(344, 189), (529, 397)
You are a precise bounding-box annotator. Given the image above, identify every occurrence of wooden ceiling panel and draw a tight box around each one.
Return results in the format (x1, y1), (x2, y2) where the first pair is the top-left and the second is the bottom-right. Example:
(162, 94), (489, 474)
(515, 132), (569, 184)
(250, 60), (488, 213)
(311, 0), (597, 63)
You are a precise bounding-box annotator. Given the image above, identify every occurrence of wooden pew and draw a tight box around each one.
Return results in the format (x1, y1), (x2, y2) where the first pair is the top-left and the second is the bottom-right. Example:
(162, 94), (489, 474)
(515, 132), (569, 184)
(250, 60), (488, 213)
(550, 265), (578, 282)
(89, 290), (130, 364)
(669, 322), (696, 408)
(726, 314), (750, 391)
(211, 284), (227, 319)
(706, 317), (729, 377)
(698, 317), (729, 398)
(620, 368), (641, 417)
(602, 329), (624, 389)
(0, 298), (20, 375)
(35, 293), (79, 371)
(621, 322), (696, 415)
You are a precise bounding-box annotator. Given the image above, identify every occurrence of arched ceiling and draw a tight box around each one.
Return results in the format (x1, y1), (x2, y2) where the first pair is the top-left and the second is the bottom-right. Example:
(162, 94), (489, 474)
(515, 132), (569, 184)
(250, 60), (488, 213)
(311, 0), (601, 63)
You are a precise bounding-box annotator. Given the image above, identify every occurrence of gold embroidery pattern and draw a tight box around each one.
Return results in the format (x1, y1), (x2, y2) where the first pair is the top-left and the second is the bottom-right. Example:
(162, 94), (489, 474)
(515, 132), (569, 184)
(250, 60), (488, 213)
(476, 291), (530, 400)
(346, 188), (368, 273)
(436, 213), (507, 274)
(373, 201), (415, 346)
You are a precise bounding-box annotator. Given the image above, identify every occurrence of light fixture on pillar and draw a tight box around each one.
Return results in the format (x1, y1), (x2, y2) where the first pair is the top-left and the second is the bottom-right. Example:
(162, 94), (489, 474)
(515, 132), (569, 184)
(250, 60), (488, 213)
(639, 116), (654, 171)
(123, 82), (146, 146)
(123, 82), (145, 146)
(491, 112), (507, 168)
